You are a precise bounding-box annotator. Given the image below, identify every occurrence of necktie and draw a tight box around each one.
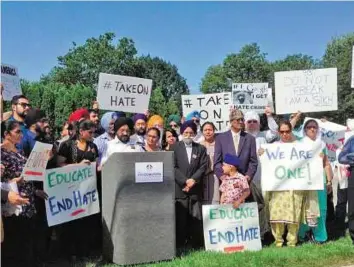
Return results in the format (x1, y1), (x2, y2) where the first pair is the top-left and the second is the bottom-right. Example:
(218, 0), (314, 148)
(233, 134), (239, 156)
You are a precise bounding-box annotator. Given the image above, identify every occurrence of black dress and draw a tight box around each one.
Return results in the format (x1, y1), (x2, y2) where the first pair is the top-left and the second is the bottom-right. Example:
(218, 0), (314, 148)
(57, 139), (100, 259)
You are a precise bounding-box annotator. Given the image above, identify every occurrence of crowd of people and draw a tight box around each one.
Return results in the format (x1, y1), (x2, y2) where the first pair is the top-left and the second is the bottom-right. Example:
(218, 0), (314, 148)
(0, 89), (354, 266)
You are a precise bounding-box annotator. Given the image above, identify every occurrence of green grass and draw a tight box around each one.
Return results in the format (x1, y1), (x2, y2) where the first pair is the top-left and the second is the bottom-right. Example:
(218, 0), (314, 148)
(87, 237), (354, 267)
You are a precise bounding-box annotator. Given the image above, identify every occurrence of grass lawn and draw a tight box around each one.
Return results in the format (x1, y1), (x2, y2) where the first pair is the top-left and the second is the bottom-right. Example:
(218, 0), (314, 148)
(87, 236), (354, 267)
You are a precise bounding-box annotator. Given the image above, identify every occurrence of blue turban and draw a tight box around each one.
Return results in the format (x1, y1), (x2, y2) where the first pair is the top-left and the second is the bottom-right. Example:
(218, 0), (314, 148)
(180, 120), (197, 135)
(185, 111), (200, 121)
(224, 154), (241, 167)
(101, 112), (125, 132)
(133, 113), (147, 124)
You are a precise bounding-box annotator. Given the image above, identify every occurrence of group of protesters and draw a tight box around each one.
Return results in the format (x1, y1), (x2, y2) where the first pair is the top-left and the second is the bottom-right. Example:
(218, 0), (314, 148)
(1, 88), (354, 266)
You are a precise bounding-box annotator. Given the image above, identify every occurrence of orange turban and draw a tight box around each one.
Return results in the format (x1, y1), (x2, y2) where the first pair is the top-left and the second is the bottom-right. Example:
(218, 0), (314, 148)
(147, 115), (164, 129)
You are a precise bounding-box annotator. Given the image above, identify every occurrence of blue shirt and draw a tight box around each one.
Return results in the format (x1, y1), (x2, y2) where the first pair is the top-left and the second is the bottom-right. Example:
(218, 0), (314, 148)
(22, 129), (37, 157)
(338, 136), (354, 166)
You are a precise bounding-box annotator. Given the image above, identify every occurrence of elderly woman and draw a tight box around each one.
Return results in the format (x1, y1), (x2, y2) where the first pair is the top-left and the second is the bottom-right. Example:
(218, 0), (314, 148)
(298, 119), (333, 244)
(199, 122), (219, 204)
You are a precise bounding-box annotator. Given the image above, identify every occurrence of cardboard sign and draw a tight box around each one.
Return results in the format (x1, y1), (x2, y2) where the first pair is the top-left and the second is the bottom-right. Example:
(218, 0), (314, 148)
(135, 162), (163, 183)
(22, 142), (53, 181)
(304, 117), (347, 162)
(1, 63), (22, 101)
(97, 73), (152, 113)
(181, 93), (232, 132)
(44, 163), (100, 227)
(232, 83), (271, 113)
(274, 68), (338, 114)
(260, 142), (324, 191)
(202, 203), (262, 253)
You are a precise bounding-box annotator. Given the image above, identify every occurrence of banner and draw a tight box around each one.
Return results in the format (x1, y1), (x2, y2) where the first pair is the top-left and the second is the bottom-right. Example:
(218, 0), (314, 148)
(44, 163), (100, 227)
(202, 203), (262, 253)
(260, 142), (324, 191)
(232, 83), (271, 113)
(97, 73), (152, 113)
(1, 63), (22, 101)
(22, 142), (53, 181)
(304, 117), (347, 162)
(275, 68), (337, 114)
(181, 93), (232, 132)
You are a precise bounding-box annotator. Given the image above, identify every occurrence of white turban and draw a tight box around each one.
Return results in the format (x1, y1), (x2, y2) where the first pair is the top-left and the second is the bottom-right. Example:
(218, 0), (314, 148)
(244, 111), (260, 124)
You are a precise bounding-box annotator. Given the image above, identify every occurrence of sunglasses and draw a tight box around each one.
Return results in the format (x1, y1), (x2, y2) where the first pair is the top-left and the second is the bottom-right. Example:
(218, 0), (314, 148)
(17, 102), (31, 108)
(170, 124), (178, 128)
(279, 130), (291, 134)
(193, 119), (200, 123)
(236, 118), (245, 122)
(247, 120), (258, 124)
(306, 126), (318, 130)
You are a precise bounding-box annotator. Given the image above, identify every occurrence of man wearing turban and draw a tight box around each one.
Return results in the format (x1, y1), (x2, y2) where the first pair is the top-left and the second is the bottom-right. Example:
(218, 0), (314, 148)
(130, 113), (148, 146)
(100, 117), (144, 167)
(184, 111), (203, 143)
(171, 120), (208, 250)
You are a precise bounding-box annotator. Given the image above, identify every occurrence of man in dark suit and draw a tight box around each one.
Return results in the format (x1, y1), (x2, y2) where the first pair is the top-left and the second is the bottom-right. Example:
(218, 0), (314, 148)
(214, 109), (258, 181)
(172, 120), (208, 250)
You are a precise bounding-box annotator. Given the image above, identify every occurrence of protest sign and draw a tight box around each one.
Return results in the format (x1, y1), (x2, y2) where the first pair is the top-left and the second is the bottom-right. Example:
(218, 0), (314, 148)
(44, 163), (100, 227)
(232, 83), (270, 113)
(202, 203), (262, 253)
(304, 117), (347, 162)
(351, 46), (354, 88)
(97, 73), (152, 113)
(181, 93), (232, 132)
(22, 142), (53, 181)
(1, 63), (22, 101)
(274, 68), (337, 114)
(260, 142), (324, 191)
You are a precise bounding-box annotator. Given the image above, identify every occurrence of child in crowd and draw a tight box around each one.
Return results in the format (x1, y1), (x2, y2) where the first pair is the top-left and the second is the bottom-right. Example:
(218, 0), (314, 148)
(220, 154), (250, 208)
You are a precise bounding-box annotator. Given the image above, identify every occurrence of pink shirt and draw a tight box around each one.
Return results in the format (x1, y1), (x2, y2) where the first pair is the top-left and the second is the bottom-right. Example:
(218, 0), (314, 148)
(219, 173), (249, 204)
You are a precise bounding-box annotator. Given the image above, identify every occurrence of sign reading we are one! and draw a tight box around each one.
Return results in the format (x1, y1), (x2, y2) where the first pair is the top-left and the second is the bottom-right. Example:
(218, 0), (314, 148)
(44, 163), (100, 227)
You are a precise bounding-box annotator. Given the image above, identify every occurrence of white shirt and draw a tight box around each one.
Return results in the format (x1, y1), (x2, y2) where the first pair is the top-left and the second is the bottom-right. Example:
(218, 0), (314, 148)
(100, 137), (144, 167)
(184, 143), (193, 164)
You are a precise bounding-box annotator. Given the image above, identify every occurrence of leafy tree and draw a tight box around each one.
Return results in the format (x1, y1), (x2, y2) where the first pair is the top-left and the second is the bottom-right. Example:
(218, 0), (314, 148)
(200, 65), (228, 94)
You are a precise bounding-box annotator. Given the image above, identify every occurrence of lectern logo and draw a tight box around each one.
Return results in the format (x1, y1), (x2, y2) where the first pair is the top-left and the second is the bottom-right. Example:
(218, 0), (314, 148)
(146, 164), (153, 170)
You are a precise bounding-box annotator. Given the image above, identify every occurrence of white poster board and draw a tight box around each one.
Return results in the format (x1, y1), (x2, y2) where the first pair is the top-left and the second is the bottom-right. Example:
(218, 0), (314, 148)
(97, 73), (152, 113)
(232, 83), (271, 113)
(181, 93), (232, 132)
(135, 162), (163, 183)
(44, 163), (100, 227)
(203, 203), (262, 253)
(304, 117), (347, 162)
(351, 46), (354, 88)
(22, 142), (53, 181)
(260, 142), (324, 191)
(275, 68), (338, 114)
(1, 63), (22, 101)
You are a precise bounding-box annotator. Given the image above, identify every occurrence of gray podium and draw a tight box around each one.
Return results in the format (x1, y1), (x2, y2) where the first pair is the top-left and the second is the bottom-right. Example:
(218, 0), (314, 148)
(101, 152), (176, 265)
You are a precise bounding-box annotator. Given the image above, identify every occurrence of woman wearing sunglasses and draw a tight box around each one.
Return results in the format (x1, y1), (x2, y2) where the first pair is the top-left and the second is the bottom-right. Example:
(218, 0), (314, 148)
(260, 120), (306, 247)
(298, 119), (333, 244)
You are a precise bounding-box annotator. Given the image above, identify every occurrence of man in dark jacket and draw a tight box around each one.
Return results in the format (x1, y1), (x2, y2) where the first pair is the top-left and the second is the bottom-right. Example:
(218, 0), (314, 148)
(172, 120), (208, 250)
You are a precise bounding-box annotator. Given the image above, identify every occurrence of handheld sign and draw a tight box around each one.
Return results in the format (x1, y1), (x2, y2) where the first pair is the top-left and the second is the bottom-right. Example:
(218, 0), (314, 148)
(203, 203), (262, 253)
(260, 142), (324, 191)
(97, 73), (152, 113)
(274, 68), (338, 114)
(22, 142), (53, 181)
(44, 163), (100, 227)
(232, 83), (271, 113)
(181, 93), (232, 133)
(304, 117), (347, 162)
(1, 63), (22, 101)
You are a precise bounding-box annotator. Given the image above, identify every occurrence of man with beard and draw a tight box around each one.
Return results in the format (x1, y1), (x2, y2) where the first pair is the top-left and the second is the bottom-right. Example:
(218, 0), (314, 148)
(89, 109), (105, 138)
(130, 113), (148, 146)
(100, 117), (144, 167)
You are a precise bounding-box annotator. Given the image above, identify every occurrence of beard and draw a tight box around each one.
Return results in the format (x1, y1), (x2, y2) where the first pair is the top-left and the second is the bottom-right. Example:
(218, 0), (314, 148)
(136, 127), (146, 136)
(118, 135), (130, 144)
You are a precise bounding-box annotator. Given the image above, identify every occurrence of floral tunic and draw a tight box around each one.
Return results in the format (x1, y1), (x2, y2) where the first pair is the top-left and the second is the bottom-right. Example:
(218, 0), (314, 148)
(219, 173), (249, 204)
(1, 148), (36, 218)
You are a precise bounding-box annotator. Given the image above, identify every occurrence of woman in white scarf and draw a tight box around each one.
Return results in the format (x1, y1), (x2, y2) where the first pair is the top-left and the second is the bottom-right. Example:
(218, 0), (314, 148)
(298, 119), (333, 243)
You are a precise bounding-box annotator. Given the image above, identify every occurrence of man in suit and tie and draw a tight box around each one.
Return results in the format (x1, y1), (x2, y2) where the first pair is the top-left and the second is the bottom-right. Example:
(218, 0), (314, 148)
(214, 109), (258, 182)
(172, 120), (208, 250)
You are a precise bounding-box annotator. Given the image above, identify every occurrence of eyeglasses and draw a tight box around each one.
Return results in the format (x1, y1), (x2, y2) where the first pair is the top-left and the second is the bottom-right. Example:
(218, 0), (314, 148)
(306, 126), (318, 130)
(236, 118), (244, 122)
(170, 124), (178, 128)
(17, 102), (31, 108)
(247, 120), (258, 124)
(279, 130), (291, 134)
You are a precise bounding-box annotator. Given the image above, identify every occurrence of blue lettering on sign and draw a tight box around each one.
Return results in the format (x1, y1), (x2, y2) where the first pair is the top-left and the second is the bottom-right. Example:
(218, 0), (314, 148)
(209, 226), (259, 245)
(48, 189), (97, 216)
